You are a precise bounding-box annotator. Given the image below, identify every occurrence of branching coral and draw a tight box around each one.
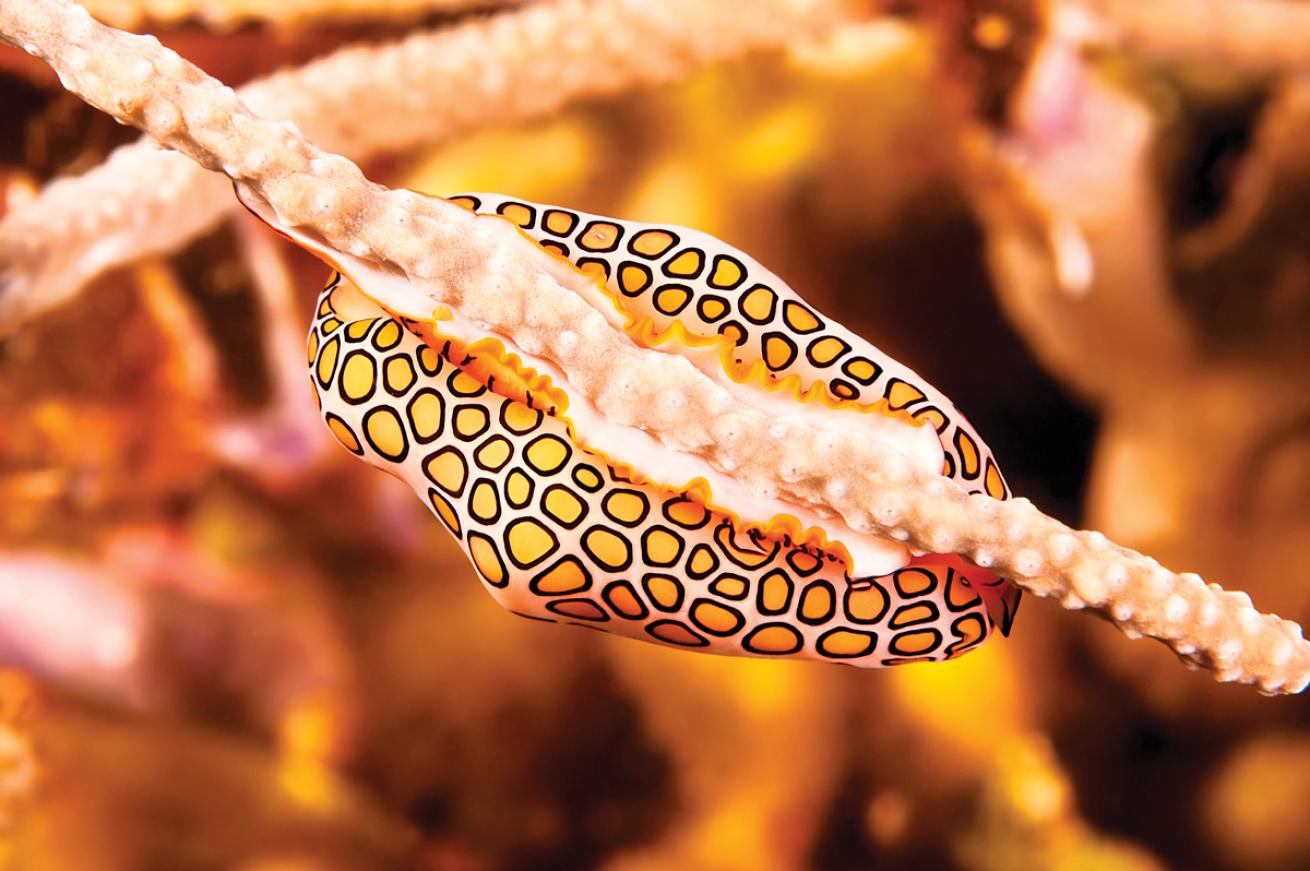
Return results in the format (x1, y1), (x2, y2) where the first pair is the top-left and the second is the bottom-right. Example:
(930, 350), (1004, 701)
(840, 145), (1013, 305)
(207, 214), (335, 482)
(79, 0), (529, 29)
(957, 19), (1310, 702)
(0, 0), (855, 332)
(2, 0), (1308, 694)
(961, 37), (1193, 408)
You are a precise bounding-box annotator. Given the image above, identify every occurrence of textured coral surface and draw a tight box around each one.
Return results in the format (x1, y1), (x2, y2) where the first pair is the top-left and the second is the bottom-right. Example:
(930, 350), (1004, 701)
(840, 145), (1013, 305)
(2, 1), (1310, 869)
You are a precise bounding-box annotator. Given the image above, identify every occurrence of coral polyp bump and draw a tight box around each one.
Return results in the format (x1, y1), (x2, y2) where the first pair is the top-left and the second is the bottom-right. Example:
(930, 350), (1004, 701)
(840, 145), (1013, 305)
(6, 0), (1310, 690)
(291, 196), (1021, 666)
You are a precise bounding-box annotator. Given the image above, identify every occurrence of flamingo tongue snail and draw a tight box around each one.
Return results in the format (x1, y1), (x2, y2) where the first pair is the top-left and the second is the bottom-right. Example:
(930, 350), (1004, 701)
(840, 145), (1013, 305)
(248, 189), (1021, 666)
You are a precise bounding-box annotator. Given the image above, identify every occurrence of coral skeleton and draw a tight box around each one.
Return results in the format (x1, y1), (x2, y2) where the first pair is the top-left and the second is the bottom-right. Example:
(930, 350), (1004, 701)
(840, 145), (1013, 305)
(77, 0), (529, 29)
(0, 0), (854, 332)
(2, 0), (1308, 693)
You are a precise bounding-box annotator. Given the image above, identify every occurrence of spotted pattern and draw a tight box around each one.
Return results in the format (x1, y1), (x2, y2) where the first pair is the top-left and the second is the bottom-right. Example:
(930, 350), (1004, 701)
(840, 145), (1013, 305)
(448, 194), (1012, 505)
(309, 269), (1018, 666)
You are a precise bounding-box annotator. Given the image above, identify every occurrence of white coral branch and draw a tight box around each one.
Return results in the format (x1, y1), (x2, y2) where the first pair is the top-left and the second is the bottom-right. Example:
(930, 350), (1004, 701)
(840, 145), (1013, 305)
(3, 0), (1307, 693)
(0, 0), (855, 333)
(79, 0), (528, 29)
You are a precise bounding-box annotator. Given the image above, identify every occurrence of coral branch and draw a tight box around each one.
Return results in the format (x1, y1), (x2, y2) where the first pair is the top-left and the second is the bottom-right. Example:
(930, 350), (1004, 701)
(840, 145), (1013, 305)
(210, 213), (335, 483)
(3, 0), (1307, 693)
(1064, 0), (1310, 75)
(0, 0), (855, 332)
(960, 39), (1195, 406)
(79, 0), (528, 29)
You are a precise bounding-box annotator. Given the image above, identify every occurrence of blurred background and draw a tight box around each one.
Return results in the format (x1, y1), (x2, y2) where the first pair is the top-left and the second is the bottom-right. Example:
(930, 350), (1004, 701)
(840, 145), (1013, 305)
(2, 0), (1310, 868)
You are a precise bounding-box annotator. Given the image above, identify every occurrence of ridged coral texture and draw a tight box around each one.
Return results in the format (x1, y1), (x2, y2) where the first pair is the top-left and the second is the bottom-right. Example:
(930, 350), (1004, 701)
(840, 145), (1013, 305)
(2, 0), (1306, 693)
(0, 0), (854, 331)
